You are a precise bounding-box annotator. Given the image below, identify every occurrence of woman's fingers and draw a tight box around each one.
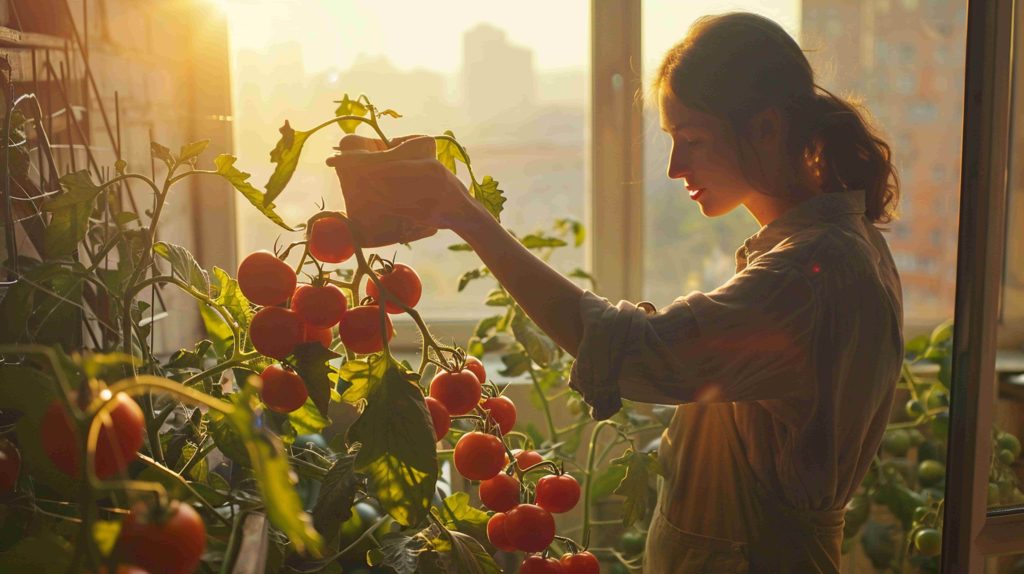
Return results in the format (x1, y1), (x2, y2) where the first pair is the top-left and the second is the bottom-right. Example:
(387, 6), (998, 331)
(327, 134), (434, 167)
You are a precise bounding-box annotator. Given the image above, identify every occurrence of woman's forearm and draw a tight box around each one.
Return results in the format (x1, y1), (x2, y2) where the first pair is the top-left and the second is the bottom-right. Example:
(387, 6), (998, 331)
(449, 199), (585, 358)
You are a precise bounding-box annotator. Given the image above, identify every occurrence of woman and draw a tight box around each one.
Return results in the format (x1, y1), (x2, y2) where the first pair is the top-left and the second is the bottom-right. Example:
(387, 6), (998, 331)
(331, 12), (904, 573)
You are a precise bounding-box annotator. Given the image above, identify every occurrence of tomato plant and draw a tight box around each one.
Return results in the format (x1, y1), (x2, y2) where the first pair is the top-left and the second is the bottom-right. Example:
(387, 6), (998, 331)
(260, 364), (309, 413)
(482, 395), (517, 435)
(504, 503), (557, 552)
(535, 473), (581, 514)
(365, 261), (422, 314)
(454, 431), (506, 481)
(337, 305), (393, 354)
(291, 284), (348, 328)
(479, 472), (521, 512)
(424, 396), (451, 442)
(0, 439), (20, 493)
(429, 368), (482, 416)
(520, 554), (566, 573)
(560, 551), (600, 574)
(307, 214), (355, 264)
(249, 306), (304, 359)
(237, 250), (297, 306)
(41, 393), (145, 479)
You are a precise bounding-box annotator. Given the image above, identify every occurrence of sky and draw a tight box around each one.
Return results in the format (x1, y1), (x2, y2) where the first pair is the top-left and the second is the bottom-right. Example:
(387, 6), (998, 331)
(213, 0), (801, 77)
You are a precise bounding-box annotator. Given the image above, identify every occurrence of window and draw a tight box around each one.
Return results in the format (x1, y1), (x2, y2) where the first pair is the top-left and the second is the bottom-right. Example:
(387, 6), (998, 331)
(226, 2), (589, 332)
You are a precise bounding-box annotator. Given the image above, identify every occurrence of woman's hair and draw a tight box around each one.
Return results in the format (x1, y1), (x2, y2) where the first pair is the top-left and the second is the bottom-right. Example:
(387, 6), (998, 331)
(654, 12), (899, 224)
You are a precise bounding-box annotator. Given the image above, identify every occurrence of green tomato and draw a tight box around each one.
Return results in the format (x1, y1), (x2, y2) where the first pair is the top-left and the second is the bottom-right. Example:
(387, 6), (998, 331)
(620, 530), (646, 555)
(882, 430), (912, 457)
(929, 320), (954, 346)
(912, 506), (930, 525)
(908, 429), (926, 447)
(914, 528), (942, 557)
(930, 411), (950, 438)
(998, 449), (1016, 466)
(918, 460), (946, 488)
(905, 399), (926, 418)
(997, 433), (1021, 458)
(566, 396), (584, 417)
(926, 389), (949, 410)
(988, 483), (1001, 506)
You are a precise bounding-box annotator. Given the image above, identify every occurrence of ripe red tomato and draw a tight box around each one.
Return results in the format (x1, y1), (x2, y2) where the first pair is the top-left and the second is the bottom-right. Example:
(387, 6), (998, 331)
(117, 501), (206, 574)
(291, 284), (348, 328)
(560, 551), (600, 574)
(249, 307), (304, 359)
(479, 473), (520, 512)
(454, 431), (506, 481)
(535, 474), (581, 513)
(236, 250), (296, 307)
(464, 355), (487, 385)
(481, 395), (516, 435)
(512, 449), (545, 472)
(428, 369), (481, 416)
(307, 215), (355, 263)
(304, 324), (333, 349)
(365, 263), (422, 314)
(0, 438), (21, 492)
(487, 512), (517, 552)
(425, 396), (451, 442)
(260, 364), (308, 413)
(505, 503), (556, 552)
(520, 555), (566, 574)
(41, 393), (144, 479)
(337, 305), (394, 354)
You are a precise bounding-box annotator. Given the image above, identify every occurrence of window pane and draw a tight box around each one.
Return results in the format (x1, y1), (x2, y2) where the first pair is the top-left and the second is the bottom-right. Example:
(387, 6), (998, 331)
(226, 1), (588, 322)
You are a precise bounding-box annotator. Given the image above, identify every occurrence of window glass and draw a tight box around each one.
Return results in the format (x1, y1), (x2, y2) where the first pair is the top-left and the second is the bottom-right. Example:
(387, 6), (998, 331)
(224, 1), (589, 321)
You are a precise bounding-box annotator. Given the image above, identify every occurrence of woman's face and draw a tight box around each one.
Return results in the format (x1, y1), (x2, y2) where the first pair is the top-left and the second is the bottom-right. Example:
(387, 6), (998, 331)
(658, 85), (760, 218)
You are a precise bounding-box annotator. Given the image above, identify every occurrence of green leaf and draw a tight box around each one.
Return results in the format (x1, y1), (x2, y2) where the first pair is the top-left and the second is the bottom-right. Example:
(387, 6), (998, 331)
(348, 358), (438, 527)
(312, 450), (360, 550)
(447, 242), (474, 252)
(497, 351), (530, 378)
(568, 268), (597, 288)
(374, 531), (427, 574)
(435, 528), (502, 574)
(0, 529), (73, 571)
(379, 108), (403, 119)
(439, 492), (489, 532)
(291, 342), (341, 418)
(511, 309), (557, 368)
(873, 482), (928, 531)
(92, 520), (121, 556)
(473, 316), (501, 339)
(208, 404), (250, 466)
(0, 263), (85, 349)
(166, 340), (214, 371)
(338, 357), (375, 404)
(484, 289), (511, 307)
(929, 319), (954, 347)
(470, 176), (506, 222)
(904, 334), (930, 359)
(555, 217), (586, 247)
(334, 94), (369, 133)
(611, 448), (661, 527)
(151, 141), (175, 165)
(42, 170), (103, 258)
(435, 131), (467, 174)
(457, 267), (489, 292)
(520, 233), (566, 250)
(153, 241), (210, 295)
(213, 154), (294, 230)
(264, 120), (314, 205)
(220, 386), (323, 555)
(179, 139), (211, 162)
(287, 398), (331, 436)
(591, 464), (628, 500)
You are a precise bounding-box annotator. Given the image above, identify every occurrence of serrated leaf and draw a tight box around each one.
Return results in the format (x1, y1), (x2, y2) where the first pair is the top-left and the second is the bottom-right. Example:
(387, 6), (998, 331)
(0, 530), (72, 571)
(213, 154), (294, 230)
(291, 342), (341, 418)
(520, 234), (566, 250)
(153, 241), (210, 294)
(497, 351), (530, 378)
(511, 309), (557, 368)
(348, 359), (438, 527)
(439, 492), (490, 532)
(43, 170), (103, 258)
(179, 139), (211, 162)
(591, 463), (628, 500)
(611, 448), (660, 527)
(151, 141), (174, 165)
(484, 289), (511, 307)
(375, 532), (427, 574)
(436, 528), (502, 574)
(200, 267), (252, 356)
(287, 398), (331, 436)
(338, 356), (376, 404)
(312, 450), (360, 549)
(555, 217), (586, 247)
(457, 267), (489, 292)
(447, 242), (473, 252)
(334, 95), (369, 133)
(264, 120), (314, 204)
(0, 263), (85, 349)
(473, 316), (501, 339)
(471, 176), (505, 222)
(92, 520), (121, 556)
(166, 340), (214, 371)
(435, 131), (467, 174)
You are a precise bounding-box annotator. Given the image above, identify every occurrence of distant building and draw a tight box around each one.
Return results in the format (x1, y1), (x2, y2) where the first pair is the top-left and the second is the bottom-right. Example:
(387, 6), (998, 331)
(462, 24), (536, 124)
(802, 0), (967, 323)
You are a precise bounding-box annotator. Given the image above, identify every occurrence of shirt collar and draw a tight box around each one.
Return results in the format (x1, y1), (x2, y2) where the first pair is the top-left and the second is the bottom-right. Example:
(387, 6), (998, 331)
(735, 189), (867, 271)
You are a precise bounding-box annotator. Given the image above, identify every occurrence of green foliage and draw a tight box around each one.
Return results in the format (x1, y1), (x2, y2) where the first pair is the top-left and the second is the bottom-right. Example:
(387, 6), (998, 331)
(290, 342), (341, 418)
(213, 154), (294, 230)
(42, 171), (103, 258)
(611, 449), (661, 527)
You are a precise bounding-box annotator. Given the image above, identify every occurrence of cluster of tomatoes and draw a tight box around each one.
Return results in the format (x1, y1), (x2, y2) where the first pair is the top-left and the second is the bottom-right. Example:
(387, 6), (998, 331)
(425, 357), (597, 572)
(238, 214), (422, 414)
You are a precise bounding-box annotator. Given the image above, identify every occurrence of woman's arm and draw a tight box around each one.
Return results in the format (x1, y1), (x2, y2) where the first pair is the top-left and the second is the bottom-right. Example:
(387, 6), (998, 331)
(448, 196), (586, 358)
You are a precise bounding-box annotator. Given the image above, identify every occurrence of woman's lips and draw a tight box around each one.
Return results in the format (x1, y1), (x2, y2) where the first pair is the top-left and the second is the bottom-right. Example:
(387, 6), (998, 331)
(688, 187), (706, 200)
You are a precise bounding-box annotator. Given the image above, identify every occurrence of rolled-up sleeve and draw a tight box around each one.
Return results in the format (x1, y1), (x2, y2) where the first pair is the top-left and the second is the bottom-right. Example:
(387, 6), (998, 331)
(568, 255), (818, 420)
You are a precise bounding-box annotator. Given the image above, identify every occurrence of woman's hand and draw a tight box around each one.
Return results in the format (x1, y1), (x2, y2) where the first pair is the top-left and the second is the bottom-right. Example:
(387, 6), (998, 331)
(327, 134), (479, 236)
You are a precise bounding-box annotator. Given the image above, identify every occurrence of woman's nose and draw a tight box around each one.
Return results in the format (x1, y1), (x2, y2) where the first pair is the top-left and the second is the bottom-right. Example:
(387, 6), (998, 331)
(667, 144), (691, 180)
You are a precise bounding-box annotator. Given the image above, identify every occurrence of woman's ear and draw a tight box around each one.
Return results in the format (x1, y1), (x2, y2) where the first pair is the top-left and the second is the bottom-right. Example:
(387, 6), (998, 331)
(748, 106), (784, 147)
